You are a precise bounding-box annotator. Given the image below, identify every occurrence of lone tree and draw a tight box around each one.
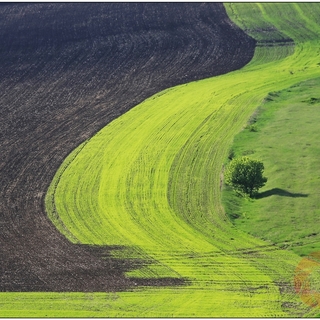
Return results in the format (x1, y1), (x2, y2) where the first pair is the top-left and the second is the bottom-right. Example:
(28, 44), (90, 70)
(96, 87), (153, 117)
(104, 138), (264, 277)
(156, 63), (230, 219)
(225, 156), (267, 198)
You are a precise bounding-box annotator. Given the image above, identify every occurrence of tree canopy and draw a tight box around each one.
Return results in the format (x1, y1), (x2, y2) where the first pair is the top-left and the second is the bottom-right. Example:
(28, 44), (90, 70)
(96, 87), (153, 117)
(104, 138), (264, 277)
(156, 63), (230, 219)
(225, 156), (267, 197)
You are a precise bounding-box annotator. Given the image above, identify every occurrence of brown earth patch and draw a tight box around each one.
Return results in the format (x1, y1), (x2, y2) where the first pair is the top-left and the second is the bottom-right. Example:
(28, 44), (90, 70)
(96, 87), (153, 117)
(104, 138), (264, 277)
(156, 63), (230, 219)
(0, 3), (255, 291)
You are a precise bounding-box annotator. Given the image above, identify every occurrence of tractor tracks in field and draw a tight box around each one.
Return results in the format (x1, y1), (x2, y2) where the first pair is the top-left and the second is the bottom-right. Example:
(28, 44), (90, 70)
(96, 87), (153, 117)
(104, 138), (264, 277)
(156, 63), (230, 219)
(0, 3), (256, 291)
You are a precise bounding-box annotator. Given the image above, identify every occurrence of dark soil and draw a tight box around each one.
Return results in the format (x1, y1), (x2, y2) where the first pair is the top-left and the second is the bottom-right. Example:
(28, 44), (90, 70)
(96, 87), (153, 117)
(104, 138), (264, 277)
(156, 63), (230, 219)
(0, 3), (255, 291)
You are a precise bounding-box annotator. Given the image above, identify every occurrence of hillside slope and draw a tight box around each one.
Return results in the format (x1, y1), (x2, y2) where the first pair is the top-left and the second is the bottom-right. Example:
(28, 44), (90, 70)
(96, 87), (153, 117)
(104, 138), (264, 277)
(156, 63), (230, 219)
(47, 3), (320, 316)
(0, 3), (255, 291)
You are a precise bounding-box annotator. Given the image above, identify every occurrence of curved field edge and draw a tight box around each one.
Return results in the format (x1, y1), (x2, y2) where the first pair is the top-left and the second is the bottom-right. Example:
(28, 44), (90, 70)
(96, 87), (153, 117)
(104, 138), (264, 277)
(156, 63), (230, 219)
(0, 3), (256, 292)
(43, 3), (320, 318)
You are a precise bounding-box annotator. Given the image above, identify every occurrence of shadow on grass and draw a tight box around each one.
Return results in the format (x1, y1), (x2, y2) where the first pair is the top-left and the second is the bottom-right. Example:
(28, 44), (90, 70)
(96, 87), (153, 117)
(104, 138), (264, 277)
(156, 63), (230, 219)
(256, 188), (308, 199)
(76, 244), (189, 289)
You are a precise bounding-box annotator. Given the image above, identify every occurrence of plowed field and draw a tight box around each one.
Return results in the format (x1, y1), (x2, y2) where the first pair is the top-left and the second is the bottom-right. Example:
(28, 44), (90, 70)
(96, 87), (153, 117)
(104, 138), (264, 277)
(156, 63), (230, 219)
(46, 2), (320, 317)
(0, 3), (254, 292)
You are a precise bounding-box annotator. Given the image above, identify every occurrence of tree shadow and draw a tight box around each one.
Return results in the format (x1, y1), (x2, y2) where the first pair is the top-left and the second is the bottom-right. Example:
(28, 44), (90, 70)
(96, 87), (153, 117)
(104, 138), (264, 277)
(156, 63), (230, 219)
(256, 188), (309, 199)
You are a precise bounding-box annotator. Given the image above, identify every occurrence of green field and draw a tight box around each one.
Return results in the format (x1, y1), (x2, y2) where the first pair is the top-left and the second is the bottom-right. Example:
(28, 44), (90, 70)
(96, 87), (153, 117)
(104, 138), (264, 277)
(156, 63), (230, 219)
(223, 77), (320, 257)
(2, 3), (320, 317)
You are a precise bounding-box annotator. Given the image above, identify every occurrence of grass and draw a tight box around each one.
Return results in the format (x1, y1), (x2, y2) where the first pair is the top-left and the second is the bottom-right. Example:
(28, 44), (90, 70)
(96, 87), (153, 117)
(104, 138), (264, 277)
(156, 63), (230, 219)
(3, 3), (320, 317)
(223, 77), (320, 257)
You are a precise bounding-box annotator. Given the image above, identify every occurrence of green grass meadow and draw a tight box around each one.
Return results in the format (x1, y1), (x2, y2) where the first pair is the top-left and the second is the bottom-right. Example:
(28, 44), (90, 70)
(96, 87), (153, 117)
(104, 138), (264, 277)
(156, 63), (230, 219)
(2, 3), (320, 317)
(223, 77), (320, 257)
